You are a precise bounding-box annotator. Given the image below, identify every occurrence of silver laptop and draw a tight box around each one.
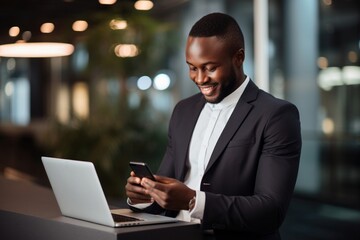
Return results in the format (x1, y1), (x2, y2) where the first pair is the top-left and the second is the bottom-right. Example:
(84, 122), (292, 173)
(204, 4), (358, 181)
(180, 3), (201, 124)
(41, 156), (178, 227)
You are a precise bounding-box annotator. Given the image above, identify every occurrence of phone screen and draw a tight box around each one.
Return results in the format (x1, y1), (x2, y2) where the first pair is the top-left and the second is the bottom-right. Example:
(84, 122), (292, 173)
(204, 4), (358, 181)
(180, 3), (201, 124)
(129, 162), (156, 181)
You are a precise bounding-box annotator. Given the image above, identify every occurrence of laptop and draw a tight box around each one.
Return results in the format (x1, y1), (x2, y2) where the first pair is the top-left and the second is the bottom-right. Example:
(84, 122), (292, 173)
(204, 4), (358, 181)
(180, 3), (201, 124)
(41, 156), (178, 227)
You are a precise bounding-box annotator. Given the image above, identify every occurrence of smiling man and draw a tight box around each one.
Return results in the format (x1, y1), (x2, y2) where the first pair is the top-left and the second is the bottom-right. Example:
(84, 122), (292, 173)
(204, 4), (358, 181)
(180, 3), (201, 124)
(126, 12), (302, 240)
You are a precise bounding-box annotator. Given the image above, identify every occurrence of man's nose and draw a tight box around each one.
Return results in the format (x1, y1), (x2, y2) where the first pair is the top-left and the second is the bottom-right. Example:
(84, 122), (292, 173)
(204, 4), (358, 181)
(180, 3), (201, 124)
(195, 71), (208, 85)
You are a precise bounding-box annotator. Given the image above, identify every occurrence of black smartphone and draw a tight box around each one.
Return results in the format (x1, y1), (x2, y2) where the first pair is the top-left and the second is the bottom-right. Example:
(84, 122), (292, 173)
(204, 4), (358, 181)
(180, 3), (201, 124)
(129, 162), (156, 181)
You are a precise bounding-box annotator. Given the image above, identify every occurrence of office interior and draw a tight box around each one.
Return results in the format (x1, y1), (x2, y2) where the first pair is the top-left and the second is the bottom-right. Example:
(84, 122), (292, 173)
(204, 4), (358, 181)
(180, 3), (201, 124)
(0, 0), (359, 239)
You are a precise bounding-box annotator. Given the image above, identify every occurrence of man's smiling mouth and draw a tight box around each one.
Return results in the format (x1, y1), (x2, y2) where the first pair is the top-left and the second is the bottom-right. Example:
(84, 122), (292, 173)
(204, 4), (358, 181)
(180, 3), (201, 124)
(198, 84), (218, 96)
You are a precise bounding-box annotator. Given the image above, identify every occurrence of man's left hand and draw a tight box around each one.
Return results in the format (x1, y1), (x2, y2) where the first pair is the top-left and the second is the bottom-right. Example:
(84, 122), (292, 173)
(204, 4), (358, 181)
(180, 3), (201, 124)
(140, 175), (196, 211)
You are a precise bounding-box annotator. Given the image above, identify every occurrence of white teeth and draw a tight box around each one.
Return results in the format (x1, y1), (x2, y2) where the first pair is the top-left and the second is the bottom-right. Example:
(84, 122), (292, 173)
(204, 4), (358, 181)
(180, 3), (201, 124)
(199, 85), (213, 89)
(200, 85), (214, 95)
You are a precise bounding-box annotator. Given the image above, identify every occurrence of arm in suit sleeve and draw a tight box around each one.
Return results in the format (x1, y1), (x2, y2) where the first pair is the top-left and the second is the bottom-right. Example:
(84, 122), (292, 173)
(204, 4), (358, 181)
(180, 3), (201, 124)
(202, 103), (302, 234)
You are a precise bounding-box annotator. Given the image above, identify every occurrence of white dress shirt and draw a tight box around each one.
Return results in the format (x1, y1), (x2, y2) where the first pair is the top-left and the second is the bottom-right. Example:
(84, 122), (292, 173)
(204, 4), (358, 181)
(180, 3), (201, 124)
(129, 77), (250, 222)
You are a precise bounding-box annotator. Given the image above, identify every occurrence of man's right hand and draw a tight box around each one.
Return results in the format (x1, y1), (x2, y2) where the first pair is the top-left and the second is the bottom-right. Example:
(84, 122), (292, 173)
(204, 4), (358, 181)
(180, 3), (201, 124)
(125, 171), (153, 204)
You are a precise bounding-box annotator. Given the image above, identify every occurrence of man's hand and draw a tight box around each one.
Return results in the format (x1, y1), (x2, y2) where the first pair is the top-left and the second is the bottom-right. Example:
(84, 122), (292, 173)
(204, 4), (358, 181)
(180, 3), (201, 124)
(140, 175), (196, 211)
(125, 171), (153, 204)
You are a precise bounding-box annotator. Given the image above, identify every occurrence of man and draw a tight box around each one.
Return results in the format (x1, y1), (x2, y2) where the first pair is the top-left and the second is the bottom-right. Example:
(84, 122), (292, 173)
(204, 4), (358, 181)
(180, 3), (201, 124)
(126, 12), (301, 239)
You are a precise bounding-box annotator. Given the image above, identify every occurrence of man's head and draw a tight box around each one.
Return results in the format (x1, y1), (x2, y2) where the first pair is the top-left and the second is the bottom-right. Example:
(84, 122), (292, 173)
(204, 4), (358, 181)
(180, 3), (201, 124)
(186, 12), (245, 103)
(189, 12), (244, 55)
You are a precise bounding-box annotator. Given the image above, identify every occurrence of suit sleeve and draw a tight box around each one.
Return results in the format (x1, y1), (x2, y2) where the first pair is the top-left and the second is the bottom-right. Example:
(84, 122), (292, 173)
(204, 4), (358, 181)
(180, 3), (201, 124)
(202, 103), (302, 234)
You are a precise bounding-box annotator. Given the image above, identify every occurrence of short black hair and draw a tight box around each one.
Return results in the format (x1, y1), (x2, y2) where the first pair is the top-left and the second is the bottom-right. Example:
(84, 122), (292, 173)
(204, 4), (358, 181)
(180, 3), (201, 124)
(189, 12), (245, 54)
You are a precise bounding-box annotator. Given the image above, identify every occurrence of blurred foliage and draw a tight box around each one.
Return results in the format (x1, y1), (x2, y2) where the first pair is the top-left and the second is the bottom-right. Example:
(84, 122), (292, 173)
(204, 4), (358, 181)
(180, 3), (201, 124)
(42, 12), (177, 198)
(42, 95), (168, 198)
(82, 11), (178, 78)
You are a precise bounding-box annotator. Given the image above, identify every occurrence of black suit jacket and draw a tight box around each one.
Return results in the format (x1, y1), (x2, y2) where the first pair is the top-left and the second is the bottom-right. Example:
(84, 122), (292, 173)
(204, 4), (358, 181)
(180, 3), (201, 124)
(142, 80), (301, 239)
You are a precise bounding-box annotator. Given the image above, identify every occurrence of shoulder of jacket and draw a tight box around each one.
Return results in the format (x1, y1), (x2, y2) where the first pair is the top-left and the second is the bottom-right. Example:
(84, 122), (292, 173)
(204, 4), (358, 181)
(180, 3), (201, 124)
(175, 93), (203, 108)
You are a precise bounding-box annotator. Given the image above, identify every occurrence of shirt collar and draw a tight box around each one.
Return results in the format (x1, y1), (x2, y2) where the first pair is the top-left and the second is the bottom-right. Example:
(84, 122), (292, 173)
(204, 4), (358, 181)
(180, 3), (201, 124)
(207, 76), (250, 110)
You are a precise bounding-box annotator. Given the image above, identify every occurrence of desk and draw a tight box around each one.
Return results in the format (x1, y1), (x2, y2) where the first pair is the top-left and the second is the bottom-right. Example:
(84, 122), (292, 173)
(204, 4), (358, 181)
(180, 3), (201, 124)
(0, 176), (202, 240)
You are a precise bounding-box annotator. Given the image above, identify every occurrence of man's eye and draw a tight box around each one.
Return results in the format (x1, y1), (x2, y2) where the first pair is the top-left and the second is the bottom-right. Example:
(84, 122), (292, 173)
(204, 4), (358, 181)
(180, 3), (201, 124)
(206, 67), (216, 72)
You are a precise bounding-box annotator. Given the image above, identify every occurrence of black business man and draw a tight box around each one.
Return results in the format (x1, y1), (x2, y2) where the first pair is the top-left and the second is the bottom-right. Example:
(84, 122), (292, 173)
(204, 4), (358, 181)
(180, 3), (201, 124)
(126, 12), (302, 240)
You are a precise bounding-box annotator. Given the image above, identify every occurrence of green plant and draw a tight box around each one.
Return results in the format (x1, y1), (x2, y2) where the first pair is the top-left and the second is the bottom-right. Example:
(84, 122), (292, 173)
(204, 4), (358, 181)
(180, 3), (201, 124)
(43, 98), (167, 198)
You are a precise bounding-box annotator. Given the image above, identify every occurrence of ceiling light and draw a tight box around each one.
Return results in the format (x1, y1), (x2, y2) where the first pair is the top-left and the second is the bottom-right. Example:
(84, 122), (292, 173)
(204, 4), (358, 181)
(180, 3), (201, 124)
(9, 26), (20, 37)
(109, 19), (127, 30)
(99, 0), (117, 5)
(72, 20), (88, 32)
(134, 0), (154, 11)
(0, 42), (75, 58)
(40, 23), (55, 33)
(114, 44), (139, 58)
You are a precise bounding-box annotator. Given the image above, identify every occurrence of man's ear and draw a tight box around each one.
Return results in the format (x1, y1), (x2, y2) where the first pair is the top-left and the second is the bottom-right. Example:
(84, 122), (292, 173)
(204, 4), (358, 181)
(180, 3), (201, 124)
(233, 48), (245, 67)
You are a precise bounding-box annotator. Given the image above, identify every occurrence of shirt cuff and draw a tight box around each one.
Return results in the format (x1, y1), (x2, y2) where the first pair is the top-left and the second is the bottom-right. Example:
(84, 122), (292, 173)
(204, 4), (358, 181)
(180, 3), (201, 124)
(189, 190), (205, 220)
(127, 198), (152, 209)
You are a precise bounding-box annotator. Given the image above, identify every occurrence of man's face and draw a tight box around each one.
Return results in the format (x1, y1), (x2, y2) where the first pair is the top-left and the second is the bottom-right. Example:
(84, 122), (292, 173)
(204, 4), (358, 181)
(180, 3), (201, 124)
(185, 36), (242, 103)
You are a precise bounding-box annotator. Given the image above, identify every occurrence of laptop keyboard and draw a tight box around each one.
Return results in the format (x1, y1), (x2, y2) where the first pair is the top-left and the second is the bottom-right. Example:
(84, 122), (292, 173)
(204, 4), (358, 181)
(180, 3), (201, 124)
(112, 214), (142, 222)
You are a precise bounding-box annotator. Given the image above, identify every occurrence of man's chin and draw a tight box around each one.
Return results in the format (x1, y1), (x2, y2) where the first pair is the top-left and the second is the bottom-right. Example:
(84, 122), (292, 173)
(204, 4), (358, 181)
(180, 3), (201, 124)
(204, 95), (221, 104)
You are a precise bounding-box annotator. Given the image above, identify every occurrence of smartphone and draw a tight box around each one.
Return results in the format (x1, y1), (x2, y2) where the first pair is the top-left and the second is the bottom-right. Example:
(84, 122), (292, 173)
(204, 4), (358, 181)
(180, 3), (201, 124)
(129, 162), (156, 181)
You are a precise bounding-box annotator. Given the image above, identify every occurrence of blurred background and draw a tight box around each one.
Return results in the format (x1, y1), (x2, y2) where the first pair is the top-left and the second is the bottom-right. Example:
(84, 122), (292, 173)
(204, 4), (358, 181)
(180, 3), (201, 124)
(0, 0), (359, 239)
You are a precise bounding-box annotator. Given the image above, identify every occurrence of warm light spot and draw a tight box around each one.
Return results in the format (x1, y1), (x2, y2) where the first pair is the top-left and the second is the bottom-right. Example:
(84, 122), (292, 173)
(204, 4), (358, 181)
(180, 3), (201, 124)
(323, 0), (332, 6)
(348, 51), (358, 63)
(0, 42), (74, 58)
(72, 20), (88, 32)
(134, 0), (154, 10)
(57, 85), (70, 124)
(40, 22), (55, 33)
(9, 26), (20, 37)
(322, 118), (334, 135)
(317, 56), (328, 69)
(4, 167), (36, 182)
(73, 82), (89, 119)
(99, 0), (117, 4)
(114, 44), (139, 57)
(109, 19), (127, 30)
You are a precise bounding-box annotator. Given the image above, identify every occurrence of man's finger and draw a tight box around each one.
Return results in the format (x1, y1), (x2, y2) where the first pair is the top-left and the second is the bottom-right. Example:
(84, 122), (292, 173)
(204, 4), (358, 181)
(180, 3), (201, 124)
(141, 178), (169, 193)
(128, 176), (141, 185)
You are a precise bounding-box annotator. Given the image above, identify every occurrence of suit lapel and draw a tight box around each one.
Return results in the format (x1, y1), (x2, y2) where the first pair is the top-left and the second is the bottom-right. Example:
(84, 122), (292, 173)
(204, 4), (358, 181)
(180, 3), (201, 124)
(205, 80), (259, 173)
